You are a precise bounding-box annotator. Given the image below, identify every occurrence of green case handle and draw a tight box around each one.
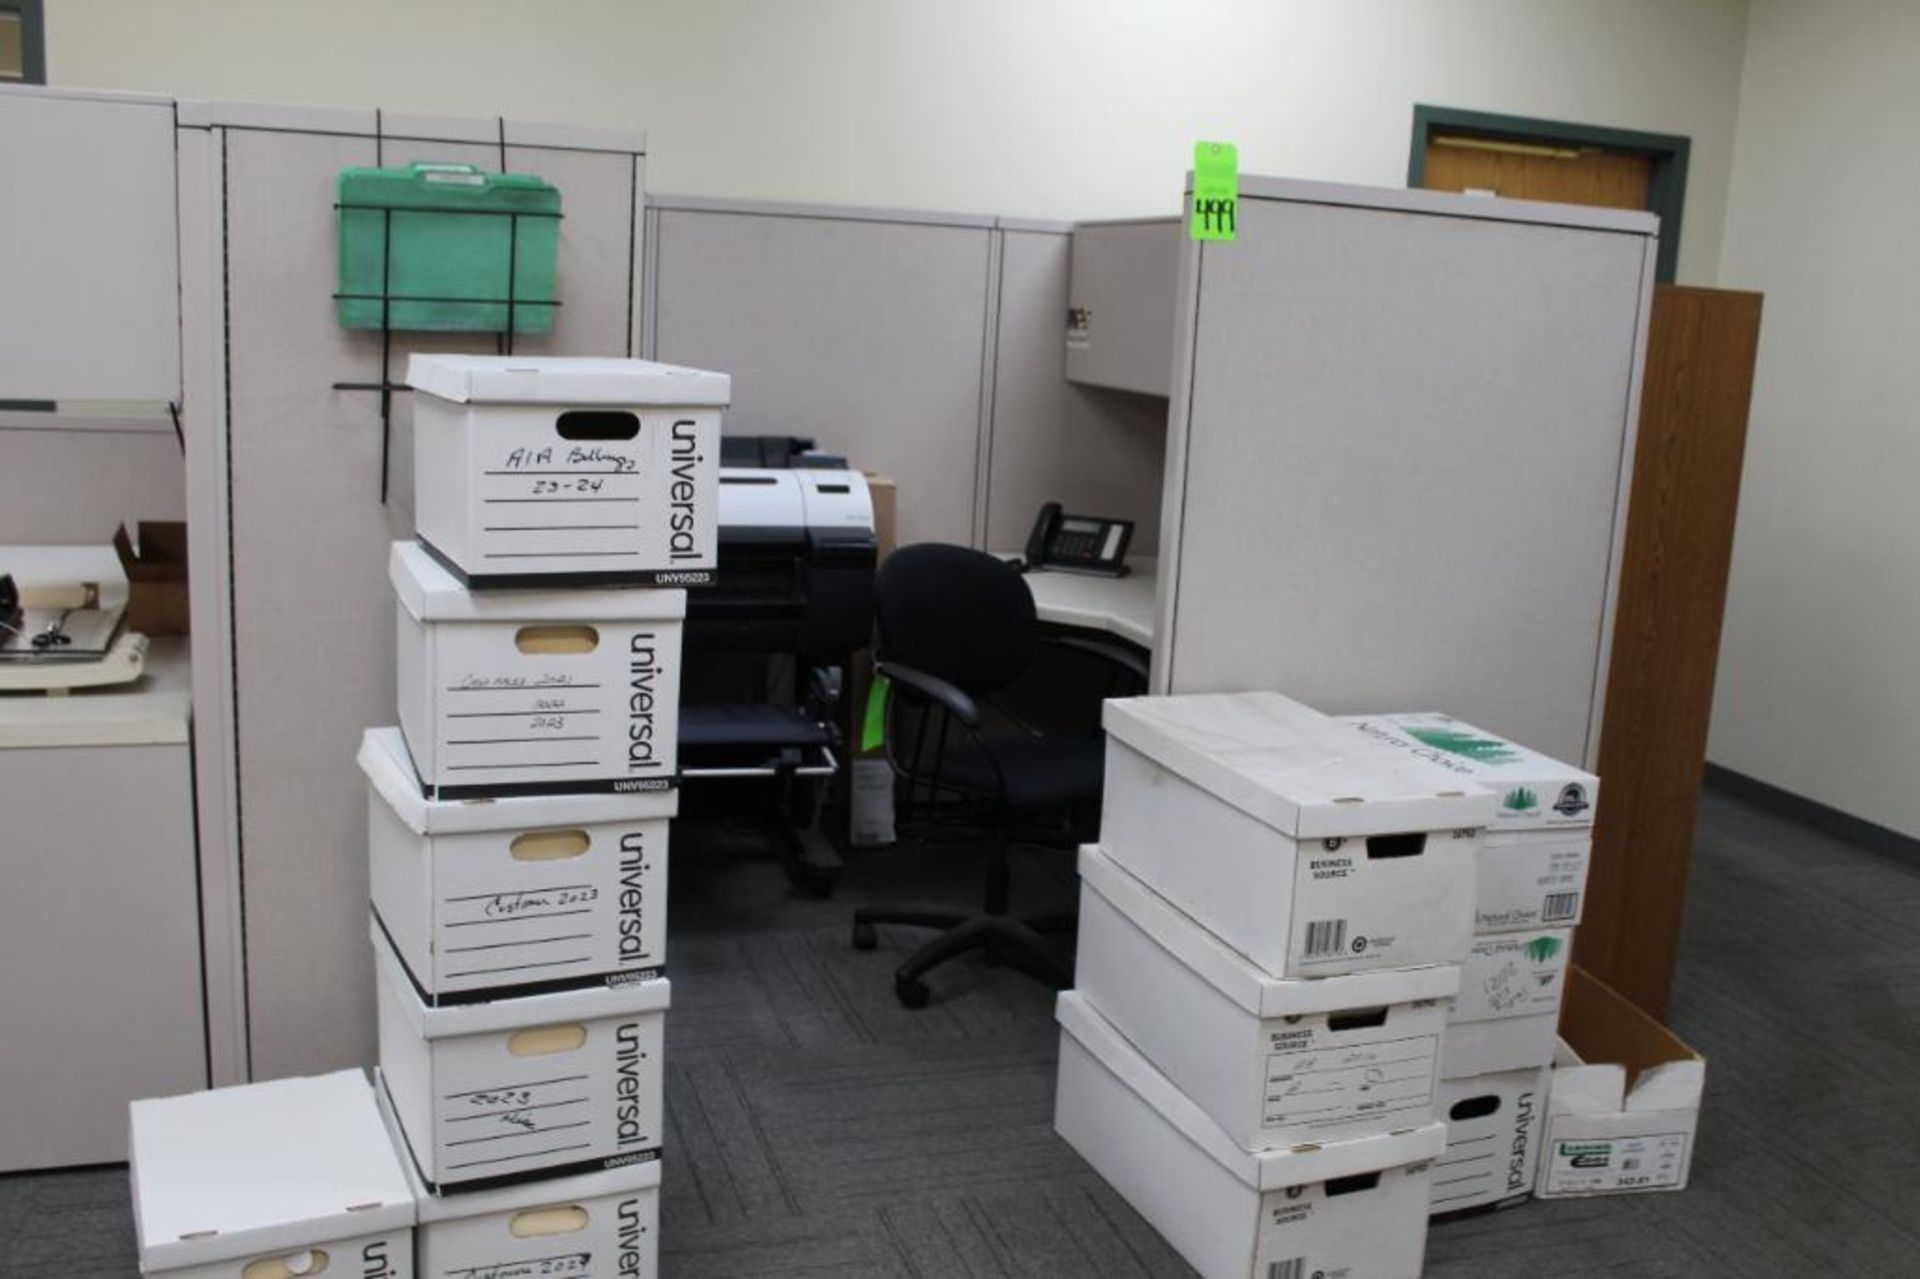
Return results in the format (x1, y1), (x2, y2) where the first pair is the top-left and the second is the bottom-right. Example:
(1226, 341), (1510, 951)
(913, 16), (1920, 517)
(411, 162), (490, 188)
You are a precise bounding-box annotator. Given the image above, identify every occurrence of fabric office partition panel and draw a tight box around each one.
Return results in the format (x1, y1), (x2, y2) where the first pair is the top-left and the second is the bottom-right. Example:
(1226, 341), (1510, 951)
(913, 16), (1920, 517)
(982, 224), (1169, 554)
(183, 104), (645, 1079)
(646, 198), (995, 548)
(1155, 178), (1655, 768)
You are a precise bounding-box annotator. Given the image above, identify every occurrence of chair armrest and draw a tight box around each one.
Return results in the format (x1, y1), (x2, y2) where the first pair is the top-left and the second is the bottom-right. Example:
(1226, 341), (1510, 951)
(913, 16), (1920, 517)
(876, 660), (980, 727)
(1047, 633), (1151, 684)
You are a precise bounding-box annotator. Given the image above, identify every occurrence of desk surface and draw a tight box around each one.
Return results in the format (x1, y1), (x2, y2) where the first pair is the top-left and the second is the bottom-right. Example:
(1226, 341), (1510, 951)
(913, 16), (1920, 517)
(0, 634), (191, 748)
(1009, 557), (1157, 649)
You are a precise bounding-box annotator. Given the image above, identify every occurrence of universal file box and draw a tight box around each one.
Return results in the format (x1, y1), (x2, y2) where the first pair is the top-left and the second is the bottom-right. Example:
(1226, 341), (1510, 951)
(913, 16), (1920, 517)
(373, 923), (669, 1192)
(1074, 844), (1456, 1150)
(1431, 1066), (1551, 1215)
(391, 540), (684, 799)
(408, 354), (724, 587)
(1345, 712), (1596, 932)
(1055, 992), (1442, 1279)
(377, 1072), (660, 1279)
(129, 1070), (414, 1279)
(360, 727), (672, 1003)
(1101, 692), (1492, 976)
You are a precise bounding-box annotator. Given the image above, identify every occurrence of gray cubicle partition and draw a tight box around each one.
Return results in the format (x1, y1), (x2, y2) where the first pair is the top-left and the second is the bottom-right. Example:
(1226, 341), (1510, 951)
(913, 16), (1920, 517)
(179, 102), (646, 1080)
(644, 198), (1170, 554)
(1154, 176), (1656, 768)
(984, 222), (1169, 554)
(645, 197), (998, 548)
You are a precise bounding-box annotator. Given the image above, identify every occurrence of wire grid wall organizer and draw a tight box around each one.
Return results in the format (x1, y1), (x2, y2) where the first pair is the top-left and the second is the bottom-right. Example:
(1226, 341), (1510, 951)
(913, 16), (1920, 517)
(332, 114), (564, 502)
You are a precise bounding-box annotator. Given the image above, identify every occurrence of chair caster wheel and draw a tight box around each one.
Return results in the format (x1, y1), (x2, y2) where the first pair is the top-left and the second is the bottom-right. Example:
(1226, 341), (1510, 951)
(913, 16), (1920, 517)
(895, 977), (931, 1009)
(851, 921), (878, 951)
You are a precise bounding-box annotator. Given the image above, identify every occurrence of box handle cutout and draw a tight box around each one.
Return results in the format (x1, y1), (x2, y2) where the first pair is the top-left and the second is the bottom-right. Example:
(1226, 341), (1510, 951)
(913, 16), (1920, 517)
(509, 1024), (588, 1056)
(1324, 1171), (1382, 1197)
(1326, 1006), (1390, 1032)
(511, 829), (591, 861)
(1365, 832), (1427, 859)
(515, 625), (599, 655)
(510, 1205), (590, 1237)
(243, 1251), (330, 1279)
(556, 410), (640, 441)
(1449, 1094), (1502, 1121)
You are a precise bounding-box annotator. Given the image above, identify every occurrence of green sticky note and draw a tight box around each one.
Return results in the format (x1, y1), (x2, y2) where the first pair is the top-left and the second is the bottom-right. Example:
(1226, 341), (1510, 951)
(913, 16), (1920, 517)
(861, 672), (892, 752)
(1191, 140), (1238, 241)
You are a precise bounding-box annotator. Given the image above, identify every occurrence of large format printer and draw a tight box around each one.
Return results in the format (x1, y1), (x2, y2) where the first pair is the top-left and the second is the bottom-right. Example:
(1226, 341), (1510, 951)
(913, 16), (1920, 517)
(677, 437), (880, 892)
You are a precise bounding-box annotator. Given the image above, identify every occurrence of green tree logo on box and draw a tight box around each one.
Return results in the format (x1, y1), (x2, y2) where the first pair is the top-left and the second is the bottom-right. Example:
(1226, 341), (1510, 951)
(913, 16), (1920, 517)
(1526, 935), (1564, 964)
(1406, 726), (1522, 765)
(1504, 786), (1539, 812)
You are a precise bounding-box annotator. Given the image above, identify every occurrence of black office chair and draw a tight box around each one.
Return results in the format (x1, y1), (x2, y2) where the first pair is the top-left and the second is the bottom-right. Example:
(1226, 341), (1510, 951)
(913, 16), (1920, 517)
(850, 543), (1144, 1008)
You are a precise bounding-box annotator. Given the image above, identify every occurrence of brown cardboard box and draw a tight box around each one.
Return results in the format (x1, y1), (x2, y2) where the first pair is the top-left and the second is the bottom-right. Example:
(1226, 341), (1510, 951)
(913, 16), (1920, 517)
(112, 522), (189, 635)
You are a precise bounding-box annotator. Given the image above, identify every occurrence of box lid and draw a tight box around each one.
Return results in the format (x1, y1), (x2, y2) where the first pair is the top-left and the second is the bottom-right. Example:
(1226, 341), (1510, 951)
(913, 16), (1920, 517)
(406, 354), (730, 406)
(1103, 693), (1495, 840)
(389, 540), (688, 622)
(359, 727), (677, 834)
(375, 1069), (661, 1221)
(1078, 845), (1459, 1016)
(1056, 992), (1445, 1191)
(372, 918), (670, 1038)
(1343, 712), (1599, 831)
(129, 1070), (414, 1273)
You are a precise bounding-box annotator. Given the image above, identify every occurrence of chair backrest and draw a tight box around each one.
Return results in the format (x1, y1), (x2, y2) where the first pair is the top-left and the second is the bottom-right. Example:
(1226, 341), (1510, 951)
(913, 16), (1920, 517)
(876, 543), (1036, 695)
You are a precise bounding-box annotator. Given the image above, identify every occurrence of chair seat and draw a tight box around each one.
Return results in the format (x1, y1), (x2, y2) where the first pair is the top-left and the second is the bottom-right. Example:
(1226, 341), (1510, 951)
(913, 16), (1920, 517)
(680, 702), (835, 749)
(933, 732), (1104, 814)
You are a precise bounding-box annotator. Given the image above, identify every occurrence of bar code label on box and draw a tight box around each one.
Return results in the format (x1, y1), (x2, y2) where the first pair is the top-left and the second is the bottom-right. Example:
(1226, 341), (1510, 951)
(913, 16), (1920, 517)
(1266, 1261), (1305, 1279)
(1261, 1031), (1438, 1131)
(1542, 891), (1581, 922)
(1303, 918), (1347, 958)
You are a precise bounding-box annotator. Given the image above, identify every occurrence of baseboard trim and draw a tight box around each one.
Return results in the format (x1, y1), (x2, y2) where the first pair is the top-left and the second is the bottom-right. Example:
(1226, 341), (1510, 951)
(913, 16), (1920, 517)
(1703, 763), (1920, 871)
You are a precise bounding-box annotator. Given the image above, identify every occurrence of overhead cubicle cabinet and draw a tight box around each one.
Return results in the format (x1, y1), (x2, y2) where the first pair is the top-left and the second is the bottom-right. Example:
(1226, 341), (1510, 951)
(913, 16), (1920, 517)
(1153, 176), (1656, 770)
(1064, 217), (1181, 398)
(176, 100), (647, 1082)
(0, 85), (180, 403)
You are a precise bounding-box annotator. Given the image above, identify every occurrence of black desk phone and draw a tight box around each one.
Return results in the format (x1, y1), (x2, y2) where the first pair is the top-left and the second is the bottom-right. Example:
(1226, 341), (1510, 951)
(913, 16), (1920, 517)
(1024, 502), (1133, 577)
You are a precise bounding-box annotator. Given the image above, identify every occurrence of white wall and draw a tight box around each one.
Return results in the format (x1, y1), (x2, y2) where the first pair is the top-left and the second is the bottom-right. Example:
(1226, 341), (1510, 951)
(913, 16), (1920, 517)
(46, 0), (1747, 283)
(1709, 0), (1920, 837)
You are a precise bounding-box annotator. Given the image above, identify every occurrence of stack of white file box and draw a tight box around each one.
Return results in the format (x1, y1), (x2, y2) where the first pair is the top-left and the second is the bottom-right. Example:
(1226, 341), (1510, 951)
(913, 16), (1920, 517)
(1055, 691), (1496, 1279)
(1343, 712), (1598, 1214)
(366, 355), (724, 1278)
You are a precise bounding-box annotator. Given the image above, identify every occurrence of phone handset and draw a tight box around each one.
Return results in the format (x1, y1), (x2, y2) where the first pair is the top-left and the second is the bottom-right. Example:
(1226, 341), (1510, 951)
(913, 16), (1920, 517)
(1024, 501), (1063, 570)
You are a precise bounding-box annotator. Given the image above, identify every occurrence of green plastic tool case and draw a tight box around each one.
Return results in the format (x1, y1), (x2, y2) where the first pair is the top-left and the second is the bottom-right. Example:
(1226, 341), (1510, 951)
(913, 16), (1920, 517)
(336, 162), (561, 333)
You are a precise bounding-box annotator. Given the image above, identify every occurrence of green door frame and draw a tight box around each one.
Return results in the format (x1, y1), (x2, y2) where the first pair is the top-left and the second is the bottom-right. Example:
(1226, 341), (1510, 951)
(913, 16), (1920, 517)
(1, 0), (46, 84)
(1409, 104), (1689, 283)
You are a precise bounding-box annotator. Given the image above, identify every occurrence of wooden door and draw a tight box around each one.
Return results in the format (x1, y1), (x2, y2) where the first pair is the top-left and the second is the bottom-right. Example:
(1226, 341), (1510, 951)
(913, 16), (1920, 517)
(1577, 286), (1762, 1018)
(1423, 134), (1651, 210)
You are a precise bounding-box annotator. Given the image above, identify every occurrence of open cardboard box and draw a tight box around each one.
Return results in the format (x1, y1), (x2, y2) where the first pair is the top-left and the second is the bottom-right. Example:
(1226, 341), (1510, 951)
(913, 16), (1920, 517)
(112, 521), (189, 635)
(1538, 964), (1705, 1198)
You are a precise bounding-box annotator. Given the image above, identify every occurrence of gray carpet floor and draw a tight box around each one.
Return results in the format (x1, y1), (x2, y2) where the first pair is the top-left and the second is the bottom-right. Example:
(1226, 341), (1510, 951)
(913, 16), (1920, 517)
(7, 784), (1920, 1276)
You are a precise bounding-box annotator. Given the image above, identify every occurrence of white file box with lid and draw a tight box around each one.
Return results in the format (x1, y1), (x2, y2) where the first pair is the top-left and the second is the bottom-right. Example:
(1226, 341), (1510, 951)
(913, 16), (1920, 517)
(408, 354), (725, 588)
(1055, 992), (1443, 1279)
(1074, 844), (1457, 1150)
(376, 1072), (661, 1279)
(129, 1070), (415, 1279)
(360, 727), (673, 1003)
(1101, 692), (1492, 977)
(373, 923), (669, 1192)
(390, 540), (684, 799)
